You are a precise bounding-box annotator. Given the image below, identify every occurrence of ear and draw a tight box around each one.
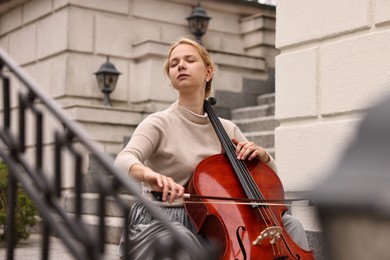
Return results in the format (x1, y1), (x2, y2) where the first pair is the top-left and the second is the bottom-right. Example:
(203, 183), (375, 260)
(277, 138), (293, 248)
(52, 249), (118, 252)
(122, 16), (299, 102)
(206, 66), (213, 81)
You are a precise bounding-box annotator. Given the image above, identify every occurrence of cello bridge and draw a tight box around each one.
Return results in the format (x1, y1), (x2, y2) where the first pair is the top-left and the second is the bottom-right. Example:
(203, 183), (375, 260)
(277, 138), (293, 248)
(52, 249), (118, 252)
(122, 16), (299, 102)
(253, 226), (282, 245)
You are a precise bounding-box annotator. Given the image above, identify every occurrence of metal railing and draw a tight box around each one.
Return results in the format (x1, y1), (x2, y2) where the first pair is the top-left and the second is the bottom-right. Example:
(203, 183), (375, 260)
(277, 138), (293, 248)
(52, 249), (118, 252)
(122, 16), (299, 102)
(0, 48), (206, 259)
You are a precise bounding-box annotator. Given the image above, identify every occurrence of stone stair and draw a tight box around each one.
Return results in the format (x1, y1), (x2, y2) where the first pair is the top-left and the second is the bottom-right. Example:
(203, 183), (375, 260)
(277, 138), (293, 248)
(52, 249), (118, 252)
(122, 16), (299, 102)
(231, 93), (279, 158)
(63, 155), (141, 244)
(63, 192), (137, 244)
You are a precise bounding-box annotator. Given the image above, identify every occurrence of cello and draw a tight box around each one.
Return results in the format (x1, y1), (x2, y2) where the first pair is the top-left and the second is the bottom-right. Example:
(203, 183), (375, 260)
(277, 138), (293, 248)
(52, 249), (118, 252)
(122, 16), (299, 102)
(184, 98), (315, 259)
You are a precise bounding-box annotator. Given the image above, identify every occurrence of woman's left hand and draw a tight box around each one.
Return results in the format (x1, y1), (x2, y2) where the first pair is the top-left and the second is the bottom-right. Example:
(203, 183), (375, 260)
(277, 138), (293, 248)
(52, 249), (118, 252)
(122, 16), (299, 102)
(232, 138), (270, 164)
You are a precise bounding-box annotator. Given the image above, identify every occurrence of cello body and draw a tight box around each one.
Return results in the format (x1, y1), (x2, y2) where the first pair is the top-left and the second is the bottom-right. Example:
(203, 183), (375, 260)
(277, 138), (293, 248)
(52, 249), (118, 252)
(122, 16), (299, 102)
(185, 154), (315, 259)
(184, 98), (315, 259)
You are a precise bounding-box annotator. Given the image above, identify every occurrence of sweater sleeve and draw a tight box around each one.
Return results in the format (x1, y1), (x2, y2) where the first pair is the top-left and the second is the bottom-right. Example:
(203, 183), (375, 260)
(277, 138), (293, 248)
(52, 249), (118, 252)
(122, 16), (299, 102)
(265, 155), (278, 173)
(114, 115), (161, 178)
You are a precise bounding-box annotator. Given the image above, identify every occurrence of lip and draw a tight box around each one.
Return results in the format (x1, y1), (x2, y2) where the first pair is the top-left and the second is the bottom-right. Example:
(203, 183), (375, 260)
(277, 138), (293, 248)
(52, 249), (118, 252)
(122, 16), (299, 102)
(177, 73), (189, 79)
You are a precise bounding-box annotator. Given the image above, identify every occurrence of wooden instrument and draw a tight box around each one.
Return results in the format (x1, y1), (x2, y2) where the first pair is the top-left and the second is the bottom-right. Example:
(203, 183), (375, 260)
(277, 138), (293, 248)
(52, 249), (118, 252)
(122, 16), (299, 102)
(184, 98), (315, 259)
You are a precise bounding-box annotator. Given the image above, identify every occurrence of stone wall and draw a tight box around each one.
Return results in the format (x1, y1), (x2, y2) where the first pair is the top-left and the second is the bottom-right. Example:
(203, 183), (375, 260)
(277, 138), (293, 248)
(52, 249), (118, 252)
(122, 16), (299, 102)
(0, 0), (277, 187)
(275, 0), (390, 235)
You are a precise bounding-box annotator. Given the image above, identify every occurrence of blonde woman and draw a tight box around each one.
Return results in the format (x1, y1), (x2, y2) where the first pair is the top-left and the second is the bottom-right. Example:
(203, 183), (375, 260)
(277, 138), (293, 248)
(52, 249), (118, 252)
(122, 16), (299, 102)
(115, 37), (309, 259)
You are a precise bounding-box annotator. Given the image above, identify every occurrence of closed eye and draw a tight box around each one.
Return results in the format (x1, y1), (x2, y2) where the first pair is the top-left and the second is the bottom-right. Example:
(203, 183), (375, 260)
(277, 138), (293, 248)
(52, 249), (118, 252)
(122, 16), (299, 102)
(169, 55), (197, 68)
(186, 56), (196, 62)
(169, 56), (180, 67)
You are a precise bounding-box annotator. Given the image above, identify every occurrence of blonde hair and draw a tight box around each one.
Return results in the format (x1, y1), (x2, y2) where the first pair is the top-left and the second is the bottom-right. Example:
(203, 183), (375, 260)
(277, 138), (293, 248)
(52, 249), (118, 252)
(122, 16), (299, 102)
(164, 37), (216, 98)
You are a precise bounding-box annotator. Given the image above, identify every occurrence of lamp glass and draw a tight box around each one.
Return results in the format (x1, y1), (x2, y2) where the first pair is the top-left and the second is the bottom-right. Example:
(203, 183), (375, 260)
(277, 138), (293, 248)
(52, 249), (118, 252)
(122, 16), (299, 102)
(96, 73), (118, 93)
(188, 17), (209, 38)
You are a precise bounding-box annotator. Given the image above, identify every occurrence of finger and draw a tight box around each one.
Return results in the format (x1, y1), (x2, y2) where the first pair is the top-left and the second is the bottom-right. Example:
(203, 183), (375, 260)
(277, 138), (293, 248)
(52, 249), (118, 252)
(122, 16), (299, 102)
(248, 149), (259, 161)
(161, 176), (171, 201)
(168, 181), (177, 204)
(167, 178), (181, 204)
(238, 142), (254, 160)
(176, 185), (185, 198)
(156, 174), (163, 188)
(232, 138), (244, 157)
(171, 185), (185, 203)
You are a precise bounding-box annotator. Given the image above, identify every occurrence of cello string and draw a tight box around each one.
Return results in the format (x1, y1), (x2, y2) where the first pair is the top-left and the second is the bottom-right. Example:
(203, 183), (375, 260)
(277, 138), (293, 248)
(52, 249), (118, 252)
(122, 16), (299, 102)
(206, 100), (265, 202)
(233, 152), (282, 228)
(207, 102), (273, 228)
(204, 100), (269, 227)
(205, 99), (293, 255)
(225, 121), (288, 242)
(205, 100), (262, 202)
(210, 111), (277, 227)
(230, 148), (280, 228)
(205, 100), (273, 228)
(235, 158), (275, 227)
(222, 123), (283, 229)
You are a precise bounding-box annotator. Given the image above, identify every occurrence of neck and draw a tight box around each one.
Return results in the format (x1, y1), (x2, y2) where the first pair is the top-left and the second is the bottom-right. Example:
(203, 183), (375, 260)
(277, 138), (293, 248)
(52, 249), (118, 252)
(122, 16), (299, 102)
(179, 94), (205, 115)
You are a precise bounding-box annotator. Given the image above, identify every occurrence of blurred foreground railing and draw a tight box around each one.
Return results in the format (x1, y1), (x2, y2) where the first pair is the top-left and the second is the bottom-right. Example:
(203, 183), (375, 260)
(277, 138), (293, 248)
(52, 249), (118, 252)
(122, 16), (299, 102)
(0, 48), (207, 259)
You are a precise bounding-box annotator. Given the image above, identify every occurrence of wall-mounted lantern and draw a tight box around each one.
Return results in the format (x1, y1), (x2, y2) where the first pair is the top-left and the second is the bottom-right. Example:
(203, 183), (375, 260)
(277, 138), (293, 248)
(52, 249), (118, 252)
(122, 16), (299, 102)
(186, 4), (211, 45)
(94, 56), (121, 106)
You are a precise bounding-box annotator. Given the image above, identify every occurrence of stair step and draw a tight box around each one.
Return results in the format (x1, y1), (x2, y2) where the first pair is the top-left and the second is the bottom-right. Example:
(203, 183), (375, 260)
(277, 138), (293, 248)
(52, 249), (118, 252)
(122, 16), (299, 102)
(233, 115), (279, 132)
(257, 92), (275, 105)
(64, 193), (138, 218)
(82, 173), (142, 194)
(231, 104), (275, 120)
(245, 130), (275, 149)
(66, 213), (124, 244)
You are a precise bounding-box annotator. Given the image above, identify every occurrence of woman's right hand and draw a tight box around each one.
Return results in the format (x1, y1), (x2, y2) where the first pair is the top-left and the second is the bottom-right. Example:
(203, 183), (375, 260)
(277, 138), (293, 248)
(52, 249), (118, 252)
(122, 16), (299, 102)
(130, 164), (184, 204)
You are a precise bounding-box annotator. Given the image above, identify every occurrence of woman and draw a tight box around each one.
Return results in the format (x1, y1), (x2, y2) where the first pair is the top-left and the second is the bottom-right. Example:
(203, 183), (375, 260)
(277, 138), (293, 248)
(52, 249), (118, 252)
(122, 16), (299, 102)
(115, 37), (309, 259)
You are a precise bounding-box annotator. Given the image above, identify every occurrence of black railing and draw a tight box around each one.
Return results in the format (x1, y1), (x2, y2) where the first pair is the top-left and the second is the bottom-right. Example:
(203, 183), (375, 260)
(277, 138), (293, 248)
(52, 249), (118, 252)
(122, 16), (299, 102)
(0, 48), (206, 259)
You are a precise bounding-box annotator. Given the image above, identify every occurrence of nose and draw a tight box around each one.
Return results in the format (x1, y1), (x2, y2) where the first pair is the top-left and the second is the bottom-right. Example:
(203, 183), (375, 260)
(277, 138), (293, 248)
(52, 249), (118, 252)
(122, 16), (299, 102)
(178, 61), (186, 70)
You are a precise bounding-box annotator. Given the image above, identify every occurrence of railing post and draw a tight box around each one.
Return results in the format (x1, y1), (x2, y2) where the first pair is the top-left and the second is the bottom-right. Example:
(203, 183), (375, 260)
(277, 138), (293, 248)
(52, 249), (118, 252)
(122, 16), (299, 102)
(1, 76), (10, 129)
(41, 221), (50, 260)
(6, 171), (17, 260)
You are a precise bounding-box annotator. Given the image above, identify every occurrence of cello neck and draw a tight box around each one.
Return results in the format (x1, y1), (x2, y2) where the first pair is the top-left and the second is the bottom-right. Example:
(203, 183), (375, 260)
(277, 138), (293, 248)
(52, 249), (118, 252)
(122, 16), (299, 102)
(204, 98), (236, 159)
(204, 98), (264, 201)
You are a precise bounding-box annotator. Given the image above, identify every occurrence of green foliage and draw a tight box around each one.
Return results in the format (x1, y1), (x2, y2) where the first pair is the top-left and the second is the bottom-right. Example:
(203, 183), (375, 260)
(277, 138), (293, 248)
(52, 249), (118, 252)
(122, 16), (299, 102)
(0, 161), (38, 244)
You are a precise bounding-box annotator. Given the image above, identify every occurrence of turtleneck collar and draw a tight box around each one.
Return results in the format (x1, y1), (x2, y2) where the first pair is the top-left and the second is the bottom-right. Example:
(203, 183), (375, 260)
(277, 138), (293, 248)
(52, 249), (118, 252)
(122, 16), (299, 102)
(170, 100), (209, 125)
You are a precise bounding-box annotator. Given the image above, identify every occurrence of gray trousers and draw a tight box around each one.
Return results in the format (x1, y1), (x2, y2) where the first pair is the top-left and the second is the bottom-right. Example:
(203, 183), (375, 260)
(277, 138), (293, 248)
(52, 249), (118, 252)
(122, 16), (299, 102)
(118, 202), (309, 259)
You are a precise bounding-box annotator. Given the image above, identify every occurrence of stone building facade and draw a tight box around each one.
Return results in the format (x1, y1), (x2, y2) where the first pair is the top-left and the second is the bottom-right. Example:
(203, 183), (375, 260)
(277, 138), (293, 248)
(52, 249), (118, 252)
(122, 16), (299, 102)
(7, 0), (382, 254)
(0, 0), (277, 182)
(276, 0), (390, 236)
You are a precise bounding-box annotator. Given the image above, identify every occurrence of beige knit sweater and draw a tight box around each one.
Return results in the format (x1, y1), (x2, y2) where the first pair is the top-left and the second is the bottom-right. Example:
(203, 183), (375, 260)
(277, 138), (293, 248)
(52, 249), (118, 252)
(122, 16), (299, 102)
(114, 100), (277, 205)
